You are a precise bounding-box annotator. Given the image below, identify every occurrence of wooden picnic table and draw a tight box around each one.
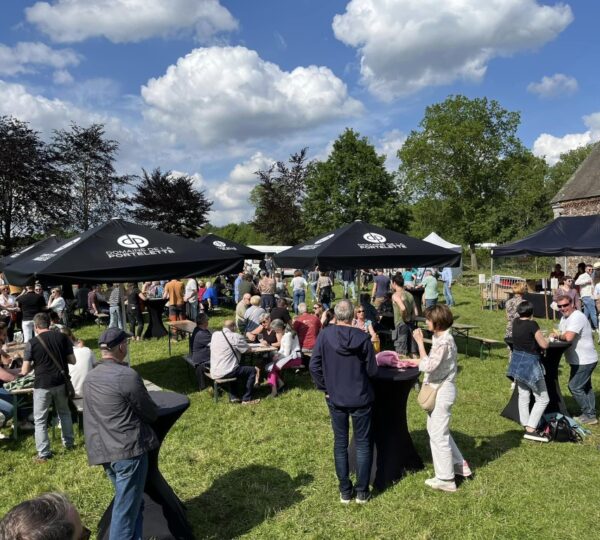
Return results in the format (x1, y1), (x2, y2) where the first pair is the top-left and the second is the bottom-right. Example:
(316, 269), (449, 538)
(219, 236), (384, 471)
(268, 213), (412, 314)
(451, 323), (478, 354)
(244, 343), (277, 354)
(167, 320), (197, 355)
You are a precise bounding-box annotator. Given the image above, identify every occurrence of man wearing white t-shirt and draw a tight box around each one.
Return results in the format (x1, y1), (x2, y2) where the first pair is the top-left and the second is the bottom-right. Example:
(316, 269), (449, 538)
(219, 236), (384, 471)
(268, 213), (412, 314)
(574, 264), (597, 331)
(554, 294), (598, 425)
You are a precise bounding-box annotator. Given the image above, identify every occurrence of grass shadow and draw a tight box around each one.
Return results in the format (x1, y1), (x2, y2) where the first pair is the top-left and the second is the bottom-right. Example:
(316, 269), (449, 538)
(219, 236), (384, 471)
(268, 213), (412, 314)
(186, 465), (312, 539)
(410, 428), (523, 471)
(134, 355), (197, 395)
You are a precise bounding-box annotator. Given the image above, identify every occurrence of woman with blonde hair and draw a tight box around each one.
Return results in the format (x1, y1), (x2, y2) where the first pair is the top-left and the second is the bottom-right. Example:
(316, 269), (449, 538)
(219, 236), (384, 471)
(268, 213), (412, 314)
(413, 305), (471, 492)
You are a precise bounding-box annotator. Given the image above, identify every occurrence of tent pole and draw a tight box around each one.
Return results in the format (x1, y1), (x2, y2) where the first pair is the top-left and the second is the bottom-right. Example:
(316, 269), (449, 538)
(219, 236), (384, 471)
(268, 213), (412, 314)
(119, 283), (130, 366)
(490, 255), (494, 310)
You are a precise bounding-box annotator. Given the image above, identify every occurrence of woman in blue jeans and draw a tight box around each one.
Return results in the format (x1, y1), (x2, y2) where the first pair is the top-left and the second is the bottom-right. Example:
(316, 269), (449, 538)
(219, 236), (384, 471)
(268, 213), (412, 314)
(508, 300), (550, 442)
(290, 270), (307, 314)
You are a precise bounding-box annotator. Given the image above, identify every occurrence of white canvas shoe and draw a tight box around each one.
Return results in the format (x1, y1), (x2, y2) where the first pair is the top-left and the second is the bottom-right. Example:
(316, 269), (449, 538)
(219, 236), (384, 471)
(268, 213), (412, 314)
(425, 477), (457, 492)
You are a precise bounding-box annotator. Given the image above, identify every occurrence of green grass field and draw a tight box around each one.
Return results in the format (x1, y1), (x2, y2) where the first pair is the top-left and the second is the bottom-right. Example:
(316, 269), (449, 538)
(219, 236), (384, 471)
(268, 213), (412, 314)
(1, 276), (599, 539)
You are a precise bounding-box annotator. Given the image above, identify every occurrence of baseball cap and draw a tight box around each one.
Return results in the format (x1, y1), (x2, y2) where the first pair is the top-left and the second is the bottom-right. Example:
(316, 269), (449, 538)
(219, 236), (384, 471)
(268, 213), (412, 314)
(98, 328), (132, 349)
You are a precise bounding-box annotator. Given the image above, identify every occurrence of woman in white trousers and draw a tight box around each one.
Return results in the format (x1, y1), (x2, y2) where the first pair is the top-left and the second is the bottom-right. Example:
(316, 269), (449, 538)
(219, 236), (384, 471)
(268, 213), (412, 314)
(413, 304), (472, 492)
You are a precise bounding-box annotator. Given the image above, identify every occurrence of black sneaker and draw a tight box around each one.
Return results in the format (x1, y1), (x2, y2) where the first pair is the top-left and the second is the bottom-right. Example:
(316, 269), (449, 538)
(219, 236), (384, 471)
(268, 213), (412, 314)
(523, 430), (550, 442)
(356, 491), (371, 504)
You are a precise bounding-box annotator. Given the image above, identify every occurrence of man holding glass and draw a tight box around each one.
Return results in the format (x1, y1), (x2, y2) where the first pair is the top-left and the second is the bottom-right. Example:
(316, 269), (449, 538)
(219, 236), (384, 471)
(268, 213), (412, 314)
(553, 294), (598, 425)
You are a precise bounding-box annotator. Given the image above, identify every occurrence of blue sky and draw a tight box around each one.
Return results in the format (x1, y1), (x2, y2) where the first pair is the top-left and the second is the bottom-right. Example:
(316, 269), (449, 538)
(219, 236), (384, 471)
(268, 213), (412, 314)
(1, 0), (598, 225)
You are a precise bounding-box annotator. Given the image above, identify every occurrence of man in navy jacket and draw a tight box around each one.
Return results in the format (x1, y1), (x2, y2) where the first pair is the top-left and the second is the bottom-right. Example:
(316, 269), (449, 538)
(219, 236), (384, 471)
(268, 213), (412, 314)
(310, 299), (378, 504)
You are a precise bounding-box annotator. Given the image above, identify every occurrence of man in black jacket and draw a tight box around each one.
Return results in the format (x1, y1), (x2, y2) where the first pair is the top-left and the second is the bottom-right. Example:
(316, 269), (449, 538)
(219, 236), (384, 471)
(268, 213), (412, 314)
(83, 328), (158, 539)
(310, 299), (378, 504)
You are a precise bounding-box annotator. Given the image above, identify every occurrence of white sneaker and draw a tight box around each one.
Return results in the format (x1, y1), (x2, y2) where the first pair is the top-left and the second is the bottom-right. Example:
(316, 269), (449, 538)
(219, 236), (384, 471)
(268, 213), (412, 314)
(454, 460), (473, 478)
(425, 477), (457, 492)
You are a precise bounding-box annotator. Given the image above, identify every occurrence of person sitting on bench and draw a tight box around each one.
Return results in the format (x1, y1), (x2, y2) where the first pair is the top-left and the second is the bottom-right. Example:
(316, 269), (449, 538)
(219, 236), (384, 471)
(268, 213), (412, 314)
(210, 320), (260, 405)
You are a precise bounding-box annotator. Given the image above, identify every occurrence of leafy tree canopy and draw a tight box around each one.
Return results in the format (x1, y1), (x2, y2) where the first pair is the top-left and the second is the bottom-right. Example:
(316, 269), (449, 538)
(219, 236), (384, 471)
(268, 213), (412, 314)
(51, 123), (130, 231)
(0, 116), (68, 255)
(303, 128), (409, 236)
(129, 168), (212, 237)
(250, 148), (310, 244)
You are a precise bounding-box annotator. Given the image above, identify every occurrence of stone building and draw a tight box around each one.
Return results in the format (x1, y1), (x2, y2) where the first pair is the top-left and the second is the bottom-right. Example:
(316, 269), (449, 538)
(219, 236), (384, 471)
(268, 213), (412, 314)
(551, 142), (600, 274)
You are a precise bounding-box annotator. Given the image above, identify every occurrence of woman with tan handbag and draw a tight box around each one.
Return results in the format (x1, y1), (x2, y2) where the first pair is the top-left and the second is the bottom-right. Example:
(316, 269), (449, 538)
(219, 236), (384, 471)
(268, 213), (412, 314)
(412, 304), (471, 492)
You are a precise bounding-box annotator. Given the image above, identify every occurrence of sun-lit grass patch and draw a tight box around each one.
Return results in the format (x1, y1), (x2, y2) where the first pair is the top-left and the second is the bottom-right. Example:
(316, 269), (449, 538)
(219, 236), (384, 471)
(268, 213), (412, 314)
(1, 276), (598, 539)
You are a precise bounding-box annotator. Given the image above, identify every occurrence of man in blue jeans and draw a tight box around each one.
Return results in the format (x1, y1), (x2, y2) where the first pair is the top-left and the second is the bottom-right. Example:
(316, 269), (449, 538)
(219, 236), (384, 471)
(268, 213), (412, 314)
(83, 328), (159, 539)
(310, 299), (378, 504)
(555, 294), (598, 425)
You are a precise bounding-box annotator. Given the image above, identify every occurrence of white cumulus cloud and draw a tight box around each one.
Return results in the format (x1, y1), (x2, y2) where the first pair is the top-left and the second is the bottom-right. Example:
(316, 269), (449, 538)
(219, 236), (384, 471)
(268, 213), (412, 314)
(377, 129), (407, 171)
(229, 152), (275, 183)
(533, 112), (600, 165)
(332, 0), (573, 101)
(26, 0), (237, 43)
(0, 41), (81, 76)
(141, 46), (363, 146)
(527, 73), (578, 98)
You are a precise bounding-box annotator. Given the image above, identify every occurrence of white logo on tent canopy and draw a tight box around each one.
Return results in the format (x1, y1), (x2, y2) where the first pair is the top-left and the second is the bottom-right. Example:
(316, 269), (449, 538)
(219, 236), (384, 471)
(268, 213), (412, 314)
(315, 234), (334, 245)
(117, 234), (149, 249)
(363, 233), (386, 243)
(213, 241), (227, 248)
(54, 237), (81, 252)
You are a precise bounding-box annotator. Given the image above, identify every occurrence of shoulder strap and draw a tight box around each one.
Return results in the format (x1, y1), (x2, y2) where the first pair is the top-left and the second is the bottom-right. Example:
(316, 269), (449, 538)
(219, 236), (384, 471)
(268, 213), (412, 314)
(37, 333), (70, 383)
(221, 331), (240, 360)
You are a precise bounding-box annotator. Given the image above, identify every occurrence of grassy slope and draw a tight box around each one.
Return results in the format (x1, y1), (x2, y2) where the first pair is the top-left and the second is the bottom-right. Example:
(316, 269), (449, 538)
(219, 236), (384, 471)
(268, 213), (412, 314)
(1, 277), (599, 539)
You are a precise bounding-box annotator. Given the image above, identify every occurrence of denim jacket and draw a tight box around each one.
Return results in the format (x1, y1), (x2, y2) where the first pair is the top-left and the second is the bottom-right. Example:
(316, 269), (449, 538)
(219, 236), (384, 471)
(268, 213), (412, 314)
(507, 350), (545, 391)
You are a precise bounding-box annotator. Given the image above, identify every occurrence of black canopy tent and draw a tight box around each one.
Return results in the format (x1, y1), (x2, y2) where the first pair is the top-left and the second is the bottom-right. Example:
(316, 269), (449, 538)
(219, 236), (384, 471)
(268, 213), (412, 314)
(194, 233), (263, 259)
(0, 236), (62, 272)
(3, 219), (244, 286)
(273, 221), (461, 270)
(492, 215), (600, 258)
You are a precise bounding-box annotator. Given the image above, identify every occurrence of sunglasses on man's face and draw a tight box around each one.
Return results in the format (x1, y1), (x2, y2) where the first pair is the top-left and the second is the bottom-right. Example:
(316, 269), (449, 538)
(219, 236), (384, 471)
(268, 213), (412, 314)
(356, 310), (364, 313)
(557, 303), (571, 309)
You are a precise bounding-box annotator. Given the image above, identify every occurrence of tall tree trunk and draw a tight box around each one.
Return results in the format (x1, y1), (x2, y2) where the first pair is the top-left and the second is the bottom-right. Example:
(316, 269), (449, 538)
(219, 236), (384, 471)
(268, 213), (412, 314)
(469, 243), (478, 271)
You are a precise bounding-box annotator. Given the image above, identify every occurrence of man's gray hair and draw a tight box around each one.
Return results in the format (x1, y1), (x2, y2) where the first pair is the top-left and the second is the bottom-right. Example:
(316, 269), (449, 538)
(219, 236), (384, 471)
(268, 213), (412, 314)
(297, 302), (307, 314)
(33, 312), (50, 329)
(334, 299), (354, 323)
(0, 492), (75, 540)
(258, 312), (270, 323)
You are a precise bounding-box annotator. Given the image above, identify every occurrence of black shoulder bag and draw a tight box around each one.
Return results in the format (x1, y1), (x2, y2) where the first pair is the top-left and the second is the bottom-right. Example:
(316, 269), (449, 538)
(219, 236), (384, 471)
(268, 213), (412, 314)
(37, 333), (76, 399)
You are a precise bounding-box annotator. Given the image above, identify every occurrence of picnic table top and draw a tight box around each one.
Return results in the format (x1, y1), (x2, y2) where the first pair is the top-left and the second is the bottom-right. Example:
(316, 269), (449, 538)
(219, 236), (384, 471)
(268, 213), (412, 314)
(167, 320), (196, 334)
(244, 343), (277, 353)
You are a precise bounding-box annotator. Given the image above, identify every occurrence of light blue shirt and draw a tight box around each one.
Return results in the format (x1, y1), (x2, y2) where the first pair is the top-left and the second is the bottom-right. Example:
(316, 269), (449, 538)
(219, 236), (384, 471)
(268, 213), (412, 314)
(441, 268), (452, 285)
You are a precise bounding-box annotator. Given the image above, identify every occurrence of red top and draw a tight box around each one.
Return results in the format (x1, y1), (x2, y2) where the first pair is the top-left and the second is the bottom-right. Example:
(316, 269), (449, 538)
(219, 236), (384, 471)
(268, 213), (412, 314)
(293, 313), (322, 350)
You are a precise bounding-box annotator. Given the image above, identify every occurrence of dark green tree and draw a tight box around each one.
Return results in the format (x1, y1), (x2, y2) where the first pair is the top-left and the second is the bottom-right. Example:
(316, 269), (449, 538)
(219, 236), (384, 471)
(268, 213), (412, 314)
(398, 95), (525, 269)
(0, 116), (68, 255)
(250, 148), (310, 244)
(51, 123), (130, 231)
(129, 168), (212, 237)
(202, 222), (269, 245)
(303, 128), (409, 236)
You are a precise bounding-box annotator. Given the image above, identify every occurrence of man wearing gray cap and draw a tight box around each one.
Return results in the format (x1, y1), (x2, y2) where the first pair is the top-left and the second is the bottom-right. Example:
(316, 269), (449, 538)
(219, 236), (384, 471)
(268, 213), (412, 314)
(83, 328), (158, 539)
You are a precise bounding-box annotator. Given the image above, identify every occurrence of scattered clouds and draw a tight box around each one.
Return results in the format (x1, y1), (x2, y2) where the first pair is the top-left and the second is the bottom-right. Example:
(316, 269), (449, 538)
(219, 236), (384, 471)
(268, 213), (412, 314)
(141, 46), (363, 146)
(228, 152), (274, 183)
(527, 73), (578, 98)
(26, 0), (238, 44)
(53, 69), (74, 85)
(209, 181), (255, 225)
(332, 0), (573, 101)
(376, 129), (406, 171)
(0, 41), (80, 76)
(533, 112), (600, 165)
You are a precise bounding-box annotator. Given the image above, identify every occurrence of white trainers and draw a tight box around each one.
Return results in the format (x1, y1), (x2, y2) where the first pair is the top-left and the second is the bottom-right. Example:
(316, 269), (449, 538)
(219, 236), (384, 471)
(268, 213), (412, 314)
(454, 460), (473, 478)
(425, 477), (457, 492)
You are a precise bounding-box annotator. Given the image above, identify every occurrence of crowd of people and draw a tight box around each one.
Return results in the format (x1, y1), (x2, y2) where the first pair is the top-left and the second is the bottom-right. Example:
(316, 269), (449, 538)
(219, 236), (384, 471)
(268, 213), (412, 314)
(1, 258), (599, 535)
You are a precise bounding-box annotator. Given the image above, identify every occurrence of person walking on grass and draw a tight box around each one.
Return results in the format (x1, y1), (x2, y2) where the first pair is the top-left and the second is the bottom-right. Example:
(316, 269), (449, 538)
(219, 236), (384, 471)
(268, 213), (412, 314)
(552, 295), (598, 425)
(507, 301), (551, 442)
(309, 299), (378, 504)
(413, 305), (472, 493)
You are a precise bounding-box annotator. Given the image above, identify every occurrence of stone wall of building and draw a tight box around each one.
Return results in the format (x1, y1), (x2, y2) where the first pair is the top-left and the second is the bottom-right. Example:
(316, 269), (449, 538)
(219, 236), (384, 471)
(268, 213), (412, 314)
(552, 197), (600, 276)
